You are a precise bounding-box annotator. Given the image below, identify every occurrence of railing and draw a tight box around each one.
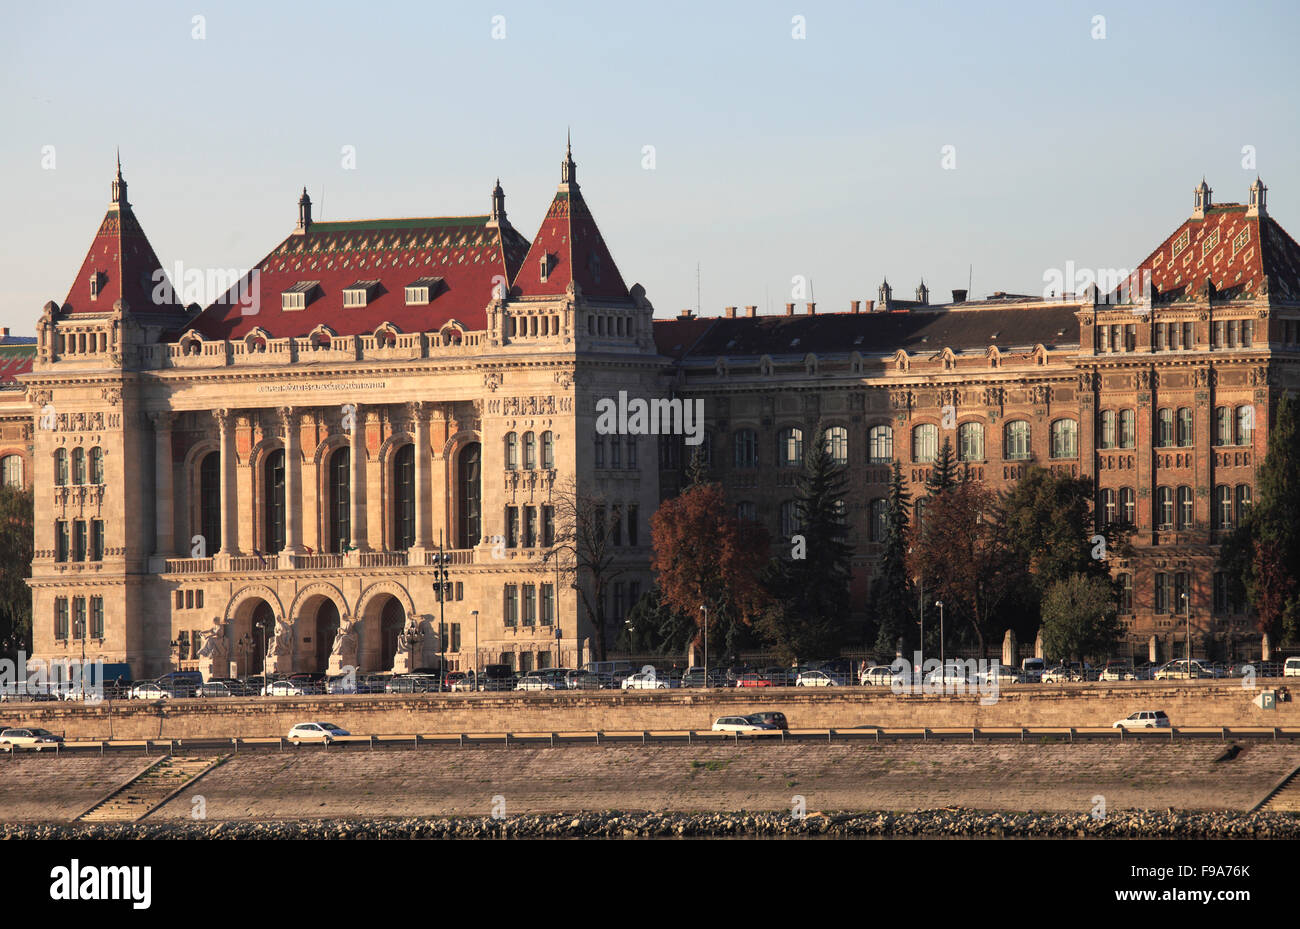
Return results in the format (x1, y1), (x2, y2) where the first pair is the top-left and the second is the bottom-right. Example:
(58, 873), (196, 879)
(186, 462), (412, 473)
(164, 558), (214, 574)
(288, 553), (345, 570)
(161, 548), (481, 574)
(142, 327), (492, 371)
(359, 551), (407, 568)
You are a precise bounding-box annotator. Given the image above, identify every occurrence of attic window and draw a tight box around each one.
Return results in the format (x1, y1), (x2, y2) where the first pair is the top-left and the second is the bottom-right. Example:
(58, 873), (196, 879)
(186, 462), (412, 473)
(404, 276), (443, 306)
(539, 254), (552, 283)
(88, 271), (102, 300)
(588, 251), (602, 284)
(343, 280), (380, 308)
(281, 281), (319, 311)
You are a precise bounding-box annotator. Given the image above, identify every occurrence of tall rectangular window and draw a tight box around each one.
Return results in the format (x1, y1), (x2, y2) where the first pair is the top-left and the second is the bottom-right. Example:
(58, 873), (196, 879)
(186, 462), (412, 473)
(541, 584), (554, 626)
(503, 585), (518, 627)
(55, 521), (69, 563)
(1154, 573), (1168, 614)
(505, 506), (519, 548)
(73, 597), (86, 639)
(627, 505), (639, 546)
(523, 585), (536, 626)
(90, 596), (104, 638)
(541, 505), (555, 547)
(73, 521), (87, 562)
(451, 623), (461, 652)
(54, 597), (69, 640)
(90, 520), (104, 561)
(523, 507), (536, 548)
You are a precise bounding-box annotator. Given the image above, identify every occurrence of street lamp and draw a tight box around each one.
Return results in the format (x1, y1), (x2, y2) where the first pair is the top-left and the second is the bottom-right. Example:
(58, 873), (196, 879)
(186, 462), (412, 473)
(471, 609), (480, 688)
(699, 605), (708, 689)
(624, 618), (635, 664)
(433, 530), (453, 691)
(1181, 592), (1191, 666)
(935, 601), (945, 668)
(74, 616), (86, 701)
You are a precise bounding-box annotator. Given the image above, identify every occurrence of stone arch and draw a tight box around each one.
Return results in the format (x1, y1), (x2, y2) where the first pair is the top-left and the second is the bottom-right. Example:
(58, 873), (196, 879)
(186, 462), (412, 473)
(223, 585), (286, 675)
(183, 439), (220, 553)
(290, 582), (349, 673)
(354, 581), (419, 671)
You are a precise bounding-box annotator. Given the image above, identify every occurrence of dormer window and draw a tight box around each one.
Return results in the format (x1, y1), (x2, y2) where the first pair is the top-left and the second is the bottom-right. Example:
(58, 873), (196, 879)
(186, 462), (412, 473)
(404, 276), (442, 306)
(539, 254), (552, 282)
(88, 271), (102, 300)
(343, 280), (380, 308)
(281, 281), (319, 311)
(587, 251), (602, 284)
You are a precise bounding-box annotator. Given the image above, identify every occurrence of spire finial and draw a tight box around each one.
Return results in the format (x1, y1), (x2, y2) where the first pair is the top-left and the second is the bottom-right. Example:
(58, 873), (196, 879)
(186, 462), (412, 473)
(111, 150), (128, 206)
(561, 131), (577, 187)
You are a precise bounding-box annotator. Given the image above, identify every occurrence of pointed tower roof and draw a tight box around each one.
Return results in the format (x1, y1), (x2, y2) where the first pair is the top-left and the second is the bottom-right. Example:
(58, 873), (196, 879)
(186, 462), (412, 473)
(60, 157), (187, 324)
(511, 138), (630, 301)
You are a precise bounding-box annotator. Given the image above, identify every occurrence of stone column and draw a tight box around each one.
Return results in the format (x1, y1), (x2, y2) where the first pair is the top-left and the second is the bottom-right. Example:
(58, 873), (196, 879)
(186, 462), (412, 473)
(412, 402), (431, 551)
(151, 412), (175, 562)
(1001, 628), (1017, 668)
(280, 407), (302, 554)
(348, 403), (369, 551)
(214, 409), (239, 559)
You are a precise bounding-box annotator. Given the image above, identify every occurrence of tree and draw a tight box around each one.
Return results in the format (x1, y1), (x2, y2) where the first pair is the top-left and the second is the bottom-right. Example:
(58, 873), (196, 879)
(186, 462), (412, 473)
(869, 459), (914, 657)
(612, 588), (697, 657)
(540, 478), (628, 662)
(0, 486), (33, 662)
(1040, 572), (1126, 662)
(1000, 466), (1105, 594)
(1218, 394), (1300, 644)
(757, 426), (855, 663)
(925, 437), (959, 495)
(650, 481), (770, 662)
(908, 480), (1019, 658)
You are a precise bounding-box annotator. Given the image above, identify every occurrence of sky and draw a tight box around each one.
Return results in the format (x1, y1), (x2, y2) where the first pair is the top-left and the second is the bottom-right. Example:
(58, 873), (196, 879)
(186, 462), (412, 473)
(2, 0), (1298, 332)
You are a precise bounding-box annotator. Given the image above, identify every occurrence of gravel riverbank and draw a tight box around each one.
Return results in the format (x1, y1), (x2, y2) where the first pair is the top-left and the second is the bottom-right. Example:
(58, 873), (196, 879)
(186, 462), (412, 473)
(4, 808), (1298, 839)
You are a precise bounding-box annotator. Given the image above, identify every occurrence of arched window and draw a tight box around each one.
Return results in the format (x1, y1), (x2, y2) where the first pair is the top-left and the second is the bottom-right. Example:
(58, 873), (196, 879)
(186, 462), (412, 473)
(504, 432), (519, 470)
(263, 449), (285, 552)
(912, 424), (938, 463)
(733, 429), (758, 469)
(1050, 419), (1077, 459)
(457, 443), (482, 548)
(958, 422), (984, 462)
(1236, 484), (1252, 523)
(1177, 408), (1194, 447)
(1177, 486), (1193, 529)
(824, 426), (849, 464)
(541, 431), (554, 469)
(71, 447), (86, 485)
(868, 425), (893, 464)
(89, 447), (103, 484)
(328, 447), (350, 553)
(1120, 487), (1135, 526)
(778, 427), (803, 467)
(1156, 408), (1174, 448)
(1214, 485), (1233, 530)
(1156, 486), (1174, 530)
(779, 500), (800, 538)
(1236, 406), (1254, 445)
(199, 451), (220, 555)
(0, 455), (22, 488)
(1004, 420), (1031, 460)
(870, 498), (888, 542)
(1119, 410), (1136, 448)
(54, 449), (68, 486)
(1214, 407), (1232, 446)
(393, 443), (415, 550)
(1099, 410), (1116, 449)
(1099, 488), (1116, 529)
(523, 432), (536, 470)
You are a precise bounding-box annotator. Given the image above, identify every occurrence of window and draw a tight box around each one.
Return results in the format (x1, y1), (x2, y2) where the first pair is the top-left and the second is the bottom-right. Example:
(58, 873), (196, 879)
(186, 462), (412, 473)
(1004, 420), (1031, 460)
(734, 430), (758, 469)
(958, 422), (984, 462)
(89, 446), (103, 484)
(54, 598), (69, 640)
(1119, 410), (1136, 449)
(328, 447), (350, 553)
(1126, 324), (1137, 352)
(523, 507), (537, 548)
(1120, 487), (1135, 526)
(342, 281), (378, 308)
(0, 455), (22, 487)
(1242, 320), (1253, 347)
(541, 431), (554, 469)
(71, 448), (86, 485)
(1215, 485), (1232, 530)
(541, 505), (554, 547)
(393, 444), (415, 550)
(1176, 408), (1193, 447)
(1236, 406), (1254, 445)
(912, 424), (938, 463)
(90, 520), (104, 561)
(736, 501), (757, 522)
(503, 585), (518, 627)
(505, 433), (519, 470)
(870, 499), (888, 542)
(868, 425), (893, 464)
(523, 586), (536, 626)
(779, 500), (799, 538)
(457, 444), (481, 548)
(626, 437), (637, 469)
(1156, 409), (1174, 448)
(594, 436), (605, 469)
(1050, 420), (1077, 459)
(1212, 321), (1225, 349)
(55, 521), (69, 562)
(1236, 484), (1252, 523)
(1174, 572), (1189, 613)
(610, 438), (621, 469)
(505, 506), (519, 548)
(1177, 486), (1193, 530)
(1154, 573), (1169, 614)
(1099, 411), (1116, 449)
(74, 521), (87, 561)
(1157, 486), (1174, 530)
(1097, 326), (1110, 353)
(1118, 574), (1133, 614)
(824, 426), (849, 465)
(1099, 489), (1116, 529)
(612, 583), (625, 623)
(1182, 321), (1194, 350)
(627, 505), (639, 546)
(541, 584), (554, 626)
(1214, 407), (1232, 446)
(523, 432), (536, 470)
(779, 427), (803, 467)
(90, 596), (104, 639)
(261, 449), (286, 553)
(1214, 572), (1229, 614)
(55, 449), (68, 486)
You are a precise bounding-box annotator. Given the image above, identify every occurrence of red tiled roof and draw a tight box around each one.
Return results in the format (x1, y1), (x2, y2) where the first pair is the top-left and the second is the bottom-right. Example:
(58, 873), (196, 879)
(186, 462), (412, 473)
(60, 204), (188, 325)
(511, 186), (630, 301)
(0, 342), (37, 387)
(186, 215), (531, 341)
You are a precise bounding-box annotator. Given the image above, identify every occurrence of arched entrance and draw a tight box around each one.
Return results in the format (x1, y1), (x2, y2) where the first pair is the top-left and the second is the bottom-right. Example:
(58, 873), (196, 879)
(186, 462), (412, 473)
(378, 597), (404, 671)
(229, 598), (275, 676)
(314, 599), (341, 672)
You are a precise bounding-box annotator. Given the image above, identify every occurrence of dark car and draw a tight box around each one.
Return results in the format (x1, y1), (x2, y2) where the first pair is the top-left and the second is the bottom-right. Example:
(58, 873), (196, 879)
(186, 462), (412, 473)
(746, 712), (789, 731)
(680, 667), (730, 688)
(386, 674), (438, 693)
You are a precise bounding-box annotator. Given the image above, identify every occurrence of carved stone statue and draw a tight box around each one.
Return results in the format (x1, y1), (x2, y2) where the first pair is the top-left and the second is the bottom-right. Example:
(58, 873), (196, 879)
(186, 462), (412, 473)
(330, 616), (358, 664)
(269, 617), (293, 656)
(197, 618), (228, 659)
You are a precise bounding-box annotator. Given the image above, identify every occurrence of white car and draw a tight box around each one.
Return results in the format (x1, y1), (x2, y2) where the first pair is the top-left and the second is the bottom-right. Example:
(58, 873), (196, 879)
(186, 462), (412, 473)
(859, 665), (897, 686)
(1099, 664), (1137, 681)
(0, 727), (64, 750)
(263, 679), (309, 696)
(130, 681), (172, 700)
(973, 665), (1023, 685)
(1283, 658), (1300, 678)
(621, 671), (670, 690)
(515, 675), (557, 691)
(711, 716), (773, 732)
(1113, 710), (1171, 730)
(287, 722), (350, 743)
(1040, 666), (1081, 684)
(795, 670), (837, 687)
(1154, 660), (1214, 680)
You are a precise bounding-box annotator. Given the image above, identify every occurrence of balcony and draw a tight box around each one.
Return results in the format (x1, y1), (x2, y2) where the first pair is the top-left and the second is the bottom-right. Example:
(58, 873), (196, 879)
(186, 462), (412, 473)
(161, 548), (475, 576)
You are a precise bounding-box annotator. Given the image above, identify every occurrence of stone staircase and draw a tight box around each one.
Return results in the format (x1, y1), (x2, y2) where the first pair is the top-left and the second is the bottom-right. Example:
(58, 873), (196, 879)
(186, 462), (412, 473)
(76, 755), (224, 823)
(1254, 763), (1300, 813)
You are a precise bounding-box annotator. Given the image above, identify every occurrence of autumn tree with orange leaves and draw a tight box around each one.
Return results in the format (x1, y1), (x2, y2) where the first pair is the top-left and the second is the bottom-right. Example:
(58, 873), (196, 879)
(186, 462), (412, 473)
(650, 482), (771, 658)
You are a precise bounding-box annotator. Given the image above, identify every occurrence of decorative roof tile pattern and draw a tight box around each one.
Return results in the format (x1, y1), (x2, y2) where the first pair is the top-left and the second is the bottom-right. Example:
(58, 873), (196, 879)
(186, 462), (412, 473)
(60, 205), (188, 324)
(0, 341), (37, 387)
(187, 215), (531, 341)
(511, 188), (630, 301)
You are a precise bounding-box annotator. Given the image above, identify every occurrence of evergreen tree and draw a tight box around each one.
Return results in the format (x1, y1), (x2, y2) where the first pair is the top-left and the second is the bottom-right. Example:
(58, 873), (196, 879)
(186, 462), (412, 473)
(870, 459), (914, 657)
(0, 487), (33, 662)
(758, 426), (855, 661)
(926, 437), (959, 495)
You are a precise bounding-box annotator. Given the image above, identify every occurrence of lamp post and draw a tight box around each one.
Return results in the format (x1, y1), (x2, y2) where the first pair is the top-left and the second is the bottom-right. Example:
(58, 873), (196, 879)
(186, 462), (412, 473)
(699, 605), (708, 689)
(1182, 592), (1191, 667)
(433, 531), (453, 691)
(625, 618), (634, 665)
(935, 601), (945, 668)
(74, 617), (86, 701)
(255, 617), (269, 683)
(237, 634), (251, 680)
(472, 609), (479, 689)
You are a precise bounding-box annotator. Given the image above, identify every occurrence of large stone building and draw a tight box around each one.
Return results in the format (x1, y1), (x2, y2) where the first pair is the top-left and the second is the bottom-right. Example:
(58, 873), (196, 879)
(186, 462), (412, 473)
(10, 150), (1300, 678)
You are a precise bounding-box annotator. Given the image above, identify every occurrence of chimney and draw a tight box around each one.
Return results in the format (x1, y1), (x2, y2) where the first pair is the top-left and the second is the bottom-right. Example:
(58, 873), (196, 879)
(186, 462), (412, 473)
(951, 289), (967, 303)
(0, 327), (9, 339)
(865, 300), (875, 313)
(677, 309), (694, 321)
(745, 305), (757, 318)
(806, 302), (816, 315)
(851, 301), (861, 314)
(724, 306), (736, 318)
(785, 303), (795, 316)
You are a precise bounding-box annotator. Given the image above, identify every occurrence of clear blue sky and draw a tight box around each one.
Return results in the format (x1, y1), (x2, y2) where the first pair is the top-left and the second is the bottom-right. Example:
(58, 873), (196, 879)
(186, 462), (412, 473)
(3, 0), (1298, 331)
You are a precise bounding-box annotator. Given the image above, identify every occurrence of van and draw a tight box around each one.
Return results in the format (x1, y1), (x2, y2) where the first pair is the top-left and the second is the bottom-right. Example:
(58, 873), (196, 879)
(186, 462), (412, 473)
(1021, 657), (1045, 681)
(155, 670), (203, 696)
(1284, 657), (1300, 678)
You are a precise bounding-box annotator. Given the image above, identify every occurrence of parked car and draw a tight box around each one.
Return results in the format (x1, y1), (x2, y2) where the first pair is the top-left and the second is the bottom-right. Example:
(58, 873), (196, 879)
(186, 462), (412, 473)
(735, 673), (774, 688)
(130, 681), (173, 700)
(263, 679), (311, 697)
(1041, 665), (1082, 684)
(1154, 659), (1215, 680)
(386, 674), (438, 694)
(1284, 658), (1300, 678)
(622, 670), (672, 690)
(565, 670), (602, 690)
(196, 680), (236, 698)
(1132, 662), (1159, 681)
(796, 670), (839, 687)
(287, 722), (350, 743)
(0, 727), (64, 750)
(974, 664), (1024, 685)
(1113, 710), (1171, 730)
(451, 672), (482, 692)
(711, 716), (775, 732)
(1099, 663), (1137, 682)
(745, 711), (789, 731)
(761, 666), (797, 687)
(515, 673), (557, 691)
(1020, 657), (1046, 682)
(679, 667), (728, 688)
(155, 670), (202, 697)
(860, 665), (898, 687)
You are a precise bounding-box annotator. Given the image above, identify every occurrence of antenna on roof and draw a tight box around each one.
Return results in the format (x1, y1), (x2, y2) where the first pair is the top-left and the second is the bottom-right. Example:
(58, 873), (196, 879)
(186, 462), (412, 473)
(968, 264), (973, 297)
(696, 262), (701, 316)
